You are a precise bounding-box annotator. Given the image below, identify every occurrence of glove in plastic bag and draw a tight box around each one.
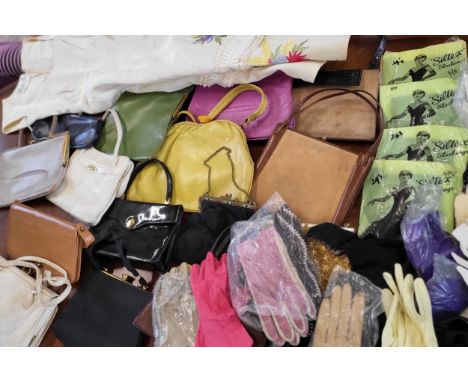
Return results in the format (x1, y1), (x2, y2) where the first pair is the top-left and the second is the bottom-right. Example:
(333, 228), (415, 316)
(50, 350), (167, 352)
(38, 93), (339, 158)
(380, 78), (461, 128)
(359, 160), (458, 239)
(401, 185), (462, 280)
(426, 255), (468, 319)
(381, 39), (467, 85)
(311, 266), (383, 347)
(227, 193), (320, 346)
(152, 264), (199, 347)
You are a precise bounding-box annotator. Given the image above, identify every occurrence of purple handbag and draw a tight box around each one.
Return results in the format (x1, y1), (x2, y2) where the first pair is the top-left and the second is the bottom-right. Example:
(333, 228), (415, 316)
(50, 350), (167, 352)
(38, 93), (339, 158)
(188, 71), (293, 140)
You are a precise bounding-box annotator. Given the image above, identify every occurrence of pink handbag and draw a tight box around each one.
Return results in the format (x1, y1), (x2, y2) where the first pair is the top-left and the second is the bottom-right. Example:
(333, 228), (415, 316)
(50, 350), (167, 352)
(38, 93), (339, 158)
(187, 71), (293, 140)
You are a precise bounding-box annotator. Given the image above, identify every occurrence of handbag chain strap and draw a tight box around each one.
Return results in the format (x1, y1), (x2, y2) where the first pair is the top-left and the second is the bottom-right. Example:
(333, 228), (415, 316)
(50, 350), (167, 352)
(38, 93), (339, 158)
(204, 146), (251, 202)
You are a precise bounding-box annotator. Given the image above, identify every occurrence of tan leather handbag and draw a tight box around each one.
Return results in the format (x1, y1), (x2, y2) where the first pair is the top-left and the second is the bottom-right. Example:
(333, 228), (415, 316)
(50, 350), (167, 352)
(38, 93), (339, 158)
(6, 202), (95, 283)
(251, 89), (382, 226)
(292, 70), (379, 141)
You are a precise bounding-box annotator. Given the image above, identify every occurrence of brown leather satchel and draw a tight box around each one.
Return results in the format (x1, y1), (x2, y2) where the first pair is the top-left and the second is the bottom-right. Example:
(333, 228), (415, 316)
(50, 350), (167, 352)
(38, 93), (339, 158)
(6, 202), (95, 283)
(292, 70), (379, 141)
(251, 89), (382, 226)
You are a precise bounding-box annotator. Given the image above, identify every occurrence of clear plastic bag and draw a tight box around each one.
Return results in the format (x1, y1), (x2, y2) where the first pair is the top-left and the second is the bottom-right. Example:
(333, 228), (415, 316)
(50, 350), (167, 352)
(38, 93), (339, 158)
(311, 266), (383, 347)
(401, 185), (462, 280)
(453, 61), (468, 128)
(152, 263), (199, 347)
(227, 193), (320, 346)
(426, 255), (468, 319)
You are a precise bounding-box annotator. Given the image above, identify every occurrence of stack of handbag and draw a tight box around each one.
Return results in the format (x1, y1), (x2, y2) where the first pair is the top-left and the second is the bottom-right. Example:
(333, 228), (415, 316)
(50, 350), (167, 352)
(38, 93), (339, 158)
(0, 62), (385, 346)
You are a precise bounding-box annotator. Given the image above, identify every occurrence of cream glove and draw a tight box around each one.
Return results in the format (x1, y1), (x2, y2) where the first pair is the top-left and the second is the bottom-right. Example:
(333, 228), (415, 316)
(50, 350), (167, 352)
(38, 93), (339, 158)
(382, 264), (438, 347)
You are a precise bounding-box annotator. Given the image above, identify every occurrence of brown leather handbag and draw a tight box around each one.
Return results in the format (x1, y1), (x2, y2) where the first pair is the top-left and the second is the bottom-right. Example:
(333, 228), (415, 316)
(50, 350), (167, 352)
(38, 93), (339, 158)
(292, 70), (380, 141)
(6, 202), (95, 283)
(251, 89), (382, 226)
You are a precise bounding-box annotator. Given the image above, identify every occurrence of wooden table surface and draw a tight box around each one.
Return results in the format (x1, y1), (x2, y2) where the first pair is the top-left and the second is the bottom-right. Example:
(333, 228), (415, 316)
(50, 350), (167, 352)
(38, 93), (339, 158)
(1, 35), (467, 346)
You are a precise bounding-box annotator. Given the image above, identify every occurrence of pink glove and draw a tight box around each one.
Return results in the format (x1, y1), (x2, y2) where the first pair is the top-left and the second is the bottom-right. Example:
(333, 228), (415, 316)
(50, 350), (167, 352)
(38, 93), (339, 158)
(238, 226), (314, 346)
(190, 252), (253, 347)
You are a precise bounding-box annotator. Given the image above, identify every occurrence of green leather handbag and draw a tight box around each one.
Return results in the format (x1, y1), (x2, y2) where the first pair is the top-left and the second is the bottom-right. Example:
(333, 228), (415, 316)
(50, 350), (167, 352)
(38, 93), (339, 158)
(95, 87), (193, 160)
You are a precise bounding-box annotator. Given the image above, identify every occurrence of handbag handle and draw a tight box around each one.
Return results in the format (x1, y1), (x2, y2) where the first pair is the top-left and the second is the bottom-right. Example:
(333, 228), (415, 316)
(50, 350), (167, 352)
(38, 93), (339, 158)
(196, 84), (268, 126)
(85, 226), (148, 289)
(124, 159), (173, 204)
(102, 108), (124, 166)
(210, 225), (232, 258)
(0, 256), (71, 306)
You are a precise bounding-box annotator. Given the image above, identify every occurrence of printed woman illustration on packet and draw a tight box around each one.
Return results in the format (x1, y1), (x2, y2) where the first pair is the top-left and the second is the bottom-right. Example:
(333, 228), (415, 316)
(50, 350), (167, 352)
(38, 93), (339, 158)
(382, 131), (434, 161)
(363, 170), (416, 239)
(388, 54), (437, 84)
(386, 89), (436, 127)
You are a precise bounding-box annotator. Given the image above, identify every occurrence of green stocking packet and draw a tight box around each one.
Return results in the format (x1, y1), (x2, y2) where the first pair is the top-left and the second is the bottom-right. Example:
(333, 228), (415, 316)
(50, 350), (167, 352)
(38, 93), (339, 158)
(359, 160), (457, 239)
(376, 125), (468, 192)
(380, 78), (461, 128)
(382, 39), (467, 85)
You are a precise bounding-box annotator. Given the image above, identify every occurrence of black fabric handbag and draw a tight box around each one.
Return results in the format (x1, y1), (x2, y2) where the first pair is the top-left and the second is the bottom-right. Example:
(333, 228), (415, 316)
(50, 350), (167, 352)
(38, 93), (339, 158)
(89, 159), (184, 279)
(52, 268), (152, 347)
(31, 113), (104, 149)
(171, 197), (255, 266)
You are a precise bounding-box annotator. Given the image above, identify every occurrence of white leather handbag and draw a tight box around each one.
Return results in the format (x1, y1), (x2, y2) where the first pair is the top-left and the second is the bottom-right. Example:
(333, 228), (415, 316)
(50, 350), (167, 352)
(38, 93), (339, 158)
(47, 109), (134, 226)
(0, 256), (71, 347)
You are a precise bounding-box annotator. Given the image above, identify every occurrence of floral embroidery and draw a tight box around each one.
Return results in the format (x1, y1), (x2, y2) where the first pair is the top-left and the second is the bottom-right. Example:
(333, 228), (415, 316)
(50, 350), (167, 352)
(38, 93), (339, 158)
(192, 35), (227, 45)
(248, 38), (309, 66)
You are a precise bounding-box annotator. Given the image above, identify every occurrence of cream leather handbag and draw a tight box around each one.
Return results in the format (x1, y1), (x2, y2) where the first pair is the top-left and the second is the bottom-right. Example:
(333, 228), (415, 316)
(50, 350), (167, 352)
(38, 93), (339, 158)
(47, 109), (134, 226)
(0, 256), (71, 347)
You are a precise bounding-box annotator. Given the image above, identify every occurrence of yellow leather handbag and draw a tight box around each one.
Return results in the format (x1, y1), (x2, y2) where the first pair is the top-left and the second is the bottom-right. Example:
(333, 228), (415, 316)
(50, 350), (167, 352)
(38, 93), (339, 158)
(126, 84), (267, 212)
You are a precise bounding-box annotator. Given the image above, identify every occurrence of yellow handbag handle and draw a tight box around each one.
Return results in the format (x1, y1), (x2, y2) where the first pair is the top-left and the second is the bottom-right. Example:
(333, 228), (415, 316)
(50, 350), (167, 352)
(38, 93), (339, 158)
(197, 84), (268, 125)
(177, 110), (199, 123)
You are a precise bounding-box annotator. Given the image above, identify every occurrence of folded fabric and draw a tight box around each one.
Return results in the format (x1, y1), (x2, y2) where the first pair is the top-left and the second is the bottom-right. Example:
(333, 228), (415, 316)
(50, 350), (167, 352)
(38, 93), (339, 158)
(2, 35), (350, 132)
(172, 199), (254, 266)
(307, 223), (416, 289)
(190, 253), (252, 347)
(0, 42), (21, 89)
(434, 314), (468, 347)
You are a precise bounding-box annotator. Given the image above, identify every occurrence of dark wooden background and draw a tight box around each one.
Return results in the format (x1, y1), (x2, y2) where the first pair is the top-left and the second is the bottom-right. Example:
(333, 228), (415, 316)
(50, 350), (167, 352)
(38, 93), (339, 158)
(1, 35), (466, 346)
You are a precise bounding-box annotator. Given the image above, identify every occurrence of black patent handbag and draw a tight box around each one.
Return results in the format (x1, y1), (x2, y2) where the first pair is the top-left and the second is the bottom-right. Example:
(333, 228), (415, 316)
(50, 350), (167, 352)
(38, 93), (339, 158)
(88, 159), (184, 283)
(31, 113), (104, 149)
